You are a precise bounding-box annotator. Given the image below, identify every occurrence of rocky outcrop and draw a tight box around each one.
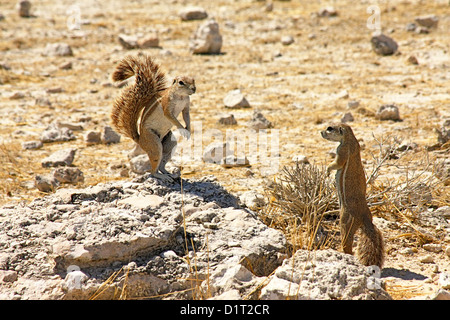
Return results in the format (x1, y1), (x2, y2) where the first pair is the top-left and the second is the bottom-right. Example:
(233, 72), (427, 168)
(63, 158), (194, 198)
(0, 175), (393, 300)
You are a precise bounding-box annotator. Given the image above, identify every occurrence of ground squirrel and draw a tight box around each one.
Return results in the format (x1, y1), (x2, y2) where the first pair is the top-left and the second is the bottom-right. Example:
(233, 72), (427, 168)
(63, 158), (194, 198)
(321, 123), (384, 268)
(111, 54), (196, 181)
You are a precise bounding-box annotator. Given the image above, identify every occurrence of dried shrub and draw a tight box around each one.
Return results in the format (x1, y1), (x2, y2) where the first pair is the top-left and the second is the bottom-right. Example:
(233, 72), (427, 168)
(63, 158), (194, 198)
(261, 162), (340, 251)
(365, 135), (447, 245)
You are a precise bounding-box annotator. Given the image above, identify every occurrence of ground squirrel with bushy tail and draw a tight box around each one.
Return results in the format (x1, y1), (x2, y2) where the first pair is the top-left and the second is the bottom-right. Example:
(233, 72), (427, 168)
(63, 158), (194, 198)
(111, 54), (196, 181)
(321, 123), (385, 268)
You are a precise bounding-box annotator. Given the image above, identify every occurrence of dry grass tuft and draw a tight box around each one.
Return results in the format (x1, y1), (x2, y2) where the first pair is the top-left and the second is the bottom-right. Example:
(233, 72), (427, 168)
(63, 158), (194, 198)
(261, 162), (340, 251)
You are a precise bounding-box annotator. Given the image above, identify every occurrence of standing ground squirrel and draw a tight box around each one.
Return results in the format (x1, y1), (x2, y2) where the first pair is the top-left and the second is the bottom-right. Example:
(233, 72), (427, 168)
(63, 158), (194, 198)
(321, 123), (385, 268)
(111, 54), (196, 181)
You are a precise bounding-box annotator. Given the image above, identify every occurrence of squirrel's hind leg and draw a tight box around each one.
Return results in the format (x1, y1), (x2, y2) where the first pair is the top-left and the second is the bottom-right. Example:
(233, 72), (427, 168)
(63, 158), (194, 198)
(139, 129), (173, 182)
(340, 210), (362, 255)
(159, 131), (179, 178)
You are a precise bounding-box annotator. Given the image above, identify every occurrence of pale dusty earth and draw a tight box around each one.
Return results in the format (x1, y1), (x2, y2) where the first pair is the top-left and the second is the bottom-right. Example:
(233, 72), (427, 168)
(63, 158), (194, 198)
(0, 0), (449, 299)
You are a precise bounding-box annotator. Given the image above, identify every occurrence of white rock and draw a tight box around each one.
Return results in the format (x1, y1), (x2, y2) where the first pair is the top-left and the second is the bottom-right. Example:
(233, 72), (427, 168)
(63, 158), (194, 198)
(9, 91), (24, 99)
(161, 250), (178, 259)
(101, 125), (121, 144)
(223, 89), (250, 108)
(129, 154), (151, 174)
(41, 123), (76, 143)
(376, 104), (401, 121)
(436, 119), (450, 144)
(206, 259), (256, 296)
(423, 243), (442, 253)
(137, 34), (159, 48)
(341, 112), (354, 123)
(203, 142), (232, 164)
(431, 289), (450, 300)
(292, 154), (309, 164)
(118, 34), (138, 49)
(260, 249), (391, 300)
(44, 43), (73, 57)
(240, 190), (265, 210)
(208, 289), (241, 300)
(0, 270), (18, 283)
(221, 155), (250, 168)
(22, 140), (43, 150)
(84, 131), (101, 145)
(189, 19), (222, 54)
(52, 167), (84, 184)
(281, 35), (294, 46)
(347, 100), (360, 109)
(64, 270), (88, 292)
(179, 6), (207, 21)
(34, 174), (57, 192)
(41, 148), (77, 168)
(260, 276), (299, 300)
(438, 273), (450, 290)
(128, 143), (146, 159)
(248, 110), (272, 130)
(118, 195), (164, 210)
(419, 255), (435, 264)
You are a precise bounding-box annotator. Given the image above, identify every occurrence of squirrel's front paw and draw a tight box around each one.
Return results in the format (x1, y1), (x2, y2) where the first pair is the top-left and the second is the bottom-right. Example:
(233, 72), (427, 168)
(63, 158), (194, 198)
(326, 166), (333, 176)
(177, 128), (191, 139)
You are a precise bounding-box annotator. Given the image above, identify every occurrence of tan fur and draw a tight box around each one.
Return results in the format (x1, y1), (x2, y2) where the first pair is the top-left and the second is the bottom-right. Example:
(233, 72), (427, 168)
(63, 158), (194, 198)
(321, 123), (384, 268)
(111, 54), (195, 181)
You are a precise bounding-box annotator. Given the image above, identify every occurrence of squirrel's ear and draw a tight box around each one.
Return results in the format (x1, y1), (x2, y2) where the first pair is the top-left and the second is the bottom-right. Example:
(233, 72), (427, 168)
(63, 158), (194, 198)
(339, 126), (344, 135)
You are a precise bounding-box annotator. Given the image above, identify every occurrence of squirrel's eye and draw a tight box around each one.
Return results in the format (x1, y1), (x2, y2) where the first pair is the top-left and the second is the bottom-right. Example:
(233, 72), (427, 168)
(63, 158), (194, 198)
(326, 127), (334, 132)
(178, 80), (185, 86)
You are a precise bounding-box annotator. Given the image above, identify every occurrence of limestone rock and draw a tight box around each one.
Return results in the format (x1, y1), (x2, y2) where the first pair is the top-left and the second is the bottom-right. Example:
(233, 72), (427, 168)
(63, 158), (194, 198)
(239, 190), (265, 210)
(436, 119), (450, 144)
(130, 154), (151, 174)
(44, 43), (73, 57)
(203, 142), (232, 164)
(35, 174), (58, 192)
(221, 155), (250, 168)
(52, 167), (84, 184)
(248, 110), (272, 130)
(22, 140), (43, 150)
(118, 34), (138, 49)
(137, 34), (159, 48)
(84, 131), (101, 146)
(17, 0), (31, 18)
(189, 19), (222, 54)
(415, 15), (439, 28)
(41, 122), (76, 143)
(0, 270), (18, 283)
(259, 249), (391, 300)
(41, 148), (77, 167)
(101, 125), (121, 144)
(179, 6), (207, 21)
(318, 6), (338, 17)
(375, 104), (401, 121)
(218, 114), (237, 125)
(224, 89), (250, 109)
(281, 35), (294, 46)
(371, 34), (398, 56)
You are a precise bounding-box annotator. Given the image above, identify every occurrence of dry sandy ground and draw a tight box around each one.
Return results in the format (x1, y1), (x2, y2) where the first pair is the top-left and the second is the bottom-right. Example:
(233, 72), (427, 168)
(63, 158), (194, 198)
(0, 0), (449, 299)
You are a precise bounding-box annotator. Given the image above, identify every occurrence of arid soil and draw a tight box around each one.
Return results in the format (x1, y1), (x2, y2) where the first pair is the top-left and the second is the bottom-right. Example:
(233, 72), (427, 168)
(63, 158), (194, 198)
(0, 0), (449, 299)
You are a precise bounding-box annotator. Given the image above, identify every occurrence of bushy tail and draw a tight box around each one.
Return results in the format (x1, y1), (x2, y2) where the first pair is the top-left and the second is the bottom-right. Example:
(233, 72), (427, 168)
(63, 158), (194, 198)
(357, 222), (385, 268)
(111, 54), (167, 142)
